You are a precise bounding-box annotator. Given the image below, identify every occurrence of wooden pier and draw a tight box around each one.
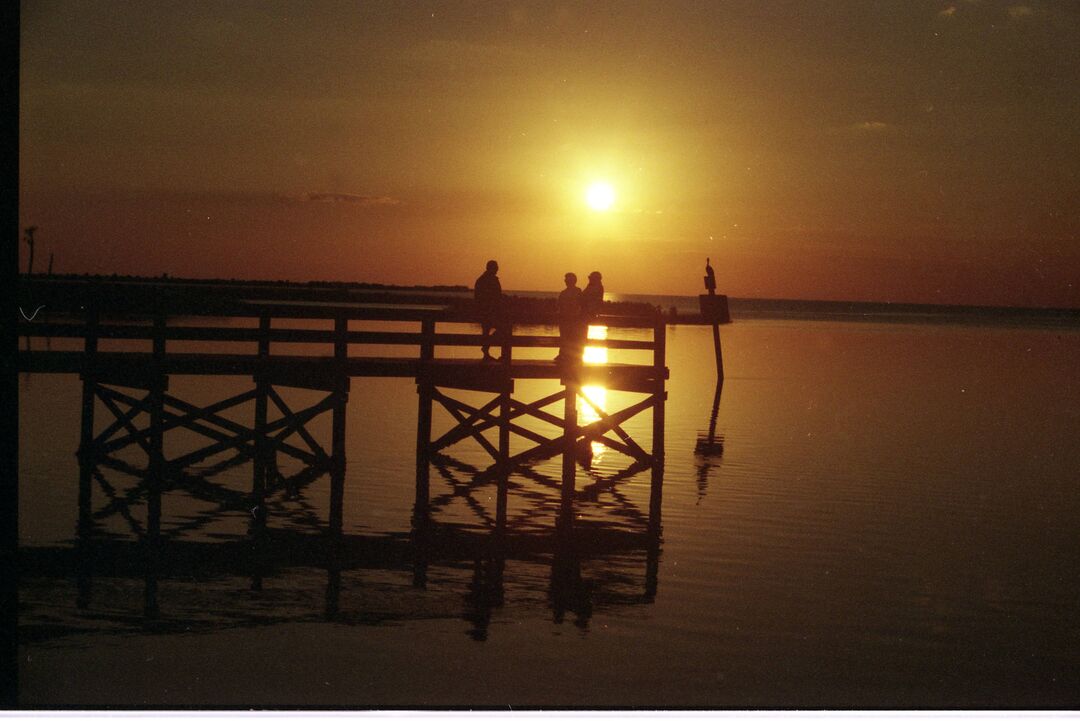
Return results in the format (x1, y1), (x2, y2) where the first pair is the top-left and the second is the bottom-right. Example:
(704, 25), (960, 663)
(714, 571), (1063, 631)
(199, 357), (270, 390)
(17, 280), (668, 576)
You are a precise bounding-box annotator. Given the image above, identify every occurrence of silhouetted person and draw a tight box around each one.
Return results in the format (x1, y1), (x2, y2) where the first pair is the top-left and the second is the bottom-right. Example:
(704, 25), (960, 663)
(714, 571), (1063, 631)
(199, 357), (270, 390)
(556, 272), (583, 361)
(474, 259), (502, 360)
(704, 257), (716, 294)
(582, 271), (604, 321)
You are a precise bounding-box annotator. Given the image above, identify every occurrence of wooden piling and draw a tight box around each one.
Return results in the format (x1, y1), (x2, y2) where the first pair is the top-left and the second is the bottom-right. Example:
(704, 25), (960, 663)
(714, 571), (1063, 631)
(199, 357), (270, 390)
(415, 317), (435, 514)
(496, 320), (512, 531)
(699, 290), (726, 381)
(650, 317), (666, 530)
(250, 313), (270, 591)
(560, 379), (579, 530)
(76, 305), (99, 609)
(145, 312), (166, 618)
(711, 319), (724, 380)
(329, 314), (347, 538)
(325, 314), (348, 619)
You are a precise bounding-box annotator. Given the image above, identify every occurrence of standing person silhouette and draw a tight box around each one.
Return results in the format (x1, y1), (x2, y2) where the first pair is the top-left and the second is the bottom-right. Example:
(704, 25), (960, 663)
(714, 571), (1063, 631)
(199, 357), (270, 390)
(474, 260), (502, 360)
(556, 272), (583, 362)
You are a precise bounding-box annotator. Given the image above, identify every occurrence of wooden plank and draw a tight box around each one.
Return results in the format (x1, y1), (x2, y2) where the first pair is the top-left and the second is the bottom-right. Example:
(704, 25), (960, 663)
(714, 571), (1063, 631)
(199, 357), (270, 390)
(20, 322), (659, 353)
(578, 391), (649, 461)
(166, 394), (334, 470)
(21, 350), (666, 388)
(420, 363), (513, 393)
(431, 389), (501, 462)
(429, 393), (503, 450)
(431, 394), (554, 452)
(92, 387), (149, 448)
(266, 386), (329, 462)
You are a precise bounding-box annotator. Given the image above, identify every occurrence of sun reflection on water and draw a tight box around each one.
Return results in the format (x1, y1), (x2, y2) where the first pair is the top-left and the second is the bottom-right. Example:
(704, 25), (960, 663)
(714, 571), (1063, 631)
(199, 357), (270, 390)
(581, 325), (608, 459)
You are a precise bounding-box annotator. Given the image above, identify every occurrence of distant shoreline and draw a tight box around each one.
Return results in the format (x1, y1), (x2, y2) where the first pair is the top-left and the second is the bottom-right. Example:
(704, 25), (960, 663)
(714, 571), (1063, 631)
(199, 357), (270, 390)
(17, 272), (472, 294)
(17, 273), (1080, 322)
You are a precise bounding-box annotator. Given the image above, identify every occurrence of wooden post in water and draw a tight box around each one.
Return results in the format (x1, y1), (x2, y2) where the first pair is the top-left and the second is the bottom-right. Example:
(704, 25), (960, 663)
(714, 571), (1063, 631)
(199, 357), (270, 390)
(250, 313), (271, 591)
(701, 258), (725, 381)
(414, 317), (435, 515)
(560, 377), (579, 532)
(711, 315), (724, 381)
(649, 316), (666, 532)
(496, 319), (512, 533)
(145, 311), (166, 618)
(329, 314), (348, 537)
(326, 313), (348, 618)
(76, 304), (99, 609)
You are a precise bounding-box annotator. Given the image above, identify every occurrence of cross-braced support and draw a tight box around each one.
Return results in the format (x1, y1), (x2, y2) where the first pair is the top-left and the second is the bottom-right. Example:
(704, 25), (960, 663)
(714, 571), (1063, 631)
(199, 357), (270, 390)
(74, 365), (348, 615)
(414, 363), (666, 531)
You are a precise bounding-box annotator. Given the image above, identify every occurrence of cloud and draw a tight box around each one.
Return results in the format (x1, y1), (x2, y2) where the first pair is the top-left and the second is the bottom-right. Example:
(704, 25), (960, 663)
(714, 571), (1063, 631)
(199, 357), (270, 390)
(1007, 5), (1035, 18)
(290, 193), (402, 206)
(852, 121), (891, 132)
(938, 5), (958, 17)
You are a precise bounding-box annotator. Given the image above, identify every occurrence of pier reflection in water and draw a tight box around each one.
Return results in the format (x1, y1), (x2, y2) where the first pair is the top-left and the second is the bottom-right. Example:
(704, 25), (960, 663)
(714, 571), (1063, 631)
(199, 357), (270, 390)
(20, 465), (661, 644)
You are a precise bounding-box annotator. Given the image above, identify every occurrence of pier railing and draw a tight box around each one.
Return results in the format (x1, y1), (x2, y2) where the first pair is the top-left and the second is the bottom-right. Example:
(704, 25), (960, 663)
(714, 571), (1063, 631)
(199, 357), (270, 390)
(18, 291), (666, 374)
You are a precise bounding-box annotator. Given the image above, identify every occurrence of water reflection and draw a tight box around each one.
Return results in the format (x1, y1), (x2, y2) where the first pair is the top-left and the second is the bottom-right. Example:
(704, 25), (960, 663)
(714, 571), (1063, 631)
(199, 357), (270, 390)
(693, 382), (724, 502)
(580, 325), (609, 462)
(22, 439), (662, 644)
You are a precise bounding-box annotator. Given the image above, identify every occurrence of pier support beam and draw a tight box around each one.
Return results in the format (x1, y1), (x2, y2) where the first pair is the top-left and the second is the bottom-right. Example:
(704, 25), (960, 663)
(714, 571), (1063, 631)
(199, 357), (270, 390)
(250, 313), (271, 591)
(326, 315), (349, 619)
(496, 322), (512, 536)
(650, 319), (667, 533)
(144, 313), (167, 618)
(415, 318), (435, 517)
(76, 307), (99, 610)
(560, 378), (579, 532)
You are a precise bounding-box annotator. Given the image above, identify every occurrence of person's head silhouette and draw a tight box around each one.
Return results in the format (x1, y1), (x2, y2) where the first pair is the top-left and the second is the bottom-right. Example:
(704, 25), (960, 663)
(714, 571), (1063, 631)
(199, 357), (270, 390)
(486, 260), (499, 273)
(588, 271), (601, 283)
(564, 272), (577, 287)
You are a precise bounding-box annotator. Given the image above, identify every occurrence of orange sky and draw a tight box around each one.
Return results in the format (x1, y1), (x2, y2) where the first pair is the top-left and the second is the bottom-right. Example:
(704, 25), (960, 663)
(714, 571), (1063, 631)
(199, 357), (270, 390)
(19, 1), (1080, 307)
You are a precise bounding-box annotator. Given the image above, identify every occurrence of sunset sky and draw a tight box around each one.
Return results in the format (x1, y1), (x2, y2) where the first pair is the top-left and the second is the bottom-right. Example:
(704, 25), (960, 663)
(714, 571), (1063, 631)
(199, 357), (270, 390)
(19, 1), (1080, 307)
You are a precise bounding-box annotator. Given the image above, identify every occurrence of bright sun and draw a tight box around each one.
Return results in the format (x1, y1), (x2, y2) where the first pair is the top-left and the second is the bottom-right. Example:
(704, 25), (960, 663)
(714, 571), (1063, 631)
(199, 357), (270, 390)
(585, 181), (616, 212)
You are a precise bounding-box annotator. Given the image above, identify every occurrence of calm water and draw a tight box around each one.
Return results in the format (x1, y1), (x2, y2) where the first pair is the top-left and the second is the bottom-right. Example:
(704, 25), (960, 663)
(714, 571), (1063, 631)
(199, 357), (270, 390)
(16, 313), (1080, 707)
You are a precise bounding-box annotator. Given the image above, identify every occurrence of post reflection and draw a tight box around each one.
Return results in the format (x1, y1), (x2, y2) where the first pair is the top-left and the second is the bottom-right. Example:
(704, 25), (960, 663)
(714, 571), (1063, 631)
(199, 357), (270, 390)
(38, 441), (663, 643)
(693, 382), (725, 502)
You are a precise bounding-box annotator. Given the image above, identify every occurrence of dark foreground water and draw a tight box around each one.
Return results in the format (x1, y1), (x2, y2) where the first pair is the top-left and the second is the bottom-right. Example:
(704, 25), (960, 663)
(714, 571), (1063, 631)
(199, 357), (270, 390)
(16, 311), (1080, 708)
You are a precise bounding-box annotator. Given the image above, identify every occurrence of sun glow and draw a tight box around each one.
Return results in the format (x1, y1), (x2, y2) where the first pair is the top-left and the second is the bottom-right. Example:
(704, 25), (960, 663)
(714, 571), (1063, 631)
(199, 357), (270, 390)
(585, 181), (616, 212)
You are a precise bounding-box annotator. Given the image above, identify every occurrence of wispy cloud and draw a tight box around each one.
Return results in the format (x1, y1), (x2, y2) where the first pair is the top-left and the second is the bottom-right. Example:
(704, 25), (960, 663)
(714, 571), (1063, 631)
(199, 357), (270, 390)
(1007, 5), (1035, 19)
(938, 5), (958, 18)
(852, 121), (891, 132)
(288, 193), (402, 206)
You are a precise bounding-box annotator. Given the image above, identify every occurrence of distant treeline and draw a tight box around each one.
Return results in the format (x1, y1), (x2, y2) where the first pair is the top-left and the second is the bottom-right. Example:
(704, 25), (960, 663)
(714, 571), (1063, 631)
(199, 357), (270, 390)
(20, 272), (469, 293)
(19, 273), (660, 319)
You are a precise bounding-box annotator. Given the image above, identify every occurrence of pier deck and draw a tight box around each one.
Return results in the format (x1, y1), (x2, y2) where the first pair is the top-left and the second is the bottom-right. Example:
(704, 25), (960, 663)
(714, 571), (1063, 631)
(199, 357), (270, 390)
(17, 351), (666, 391)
